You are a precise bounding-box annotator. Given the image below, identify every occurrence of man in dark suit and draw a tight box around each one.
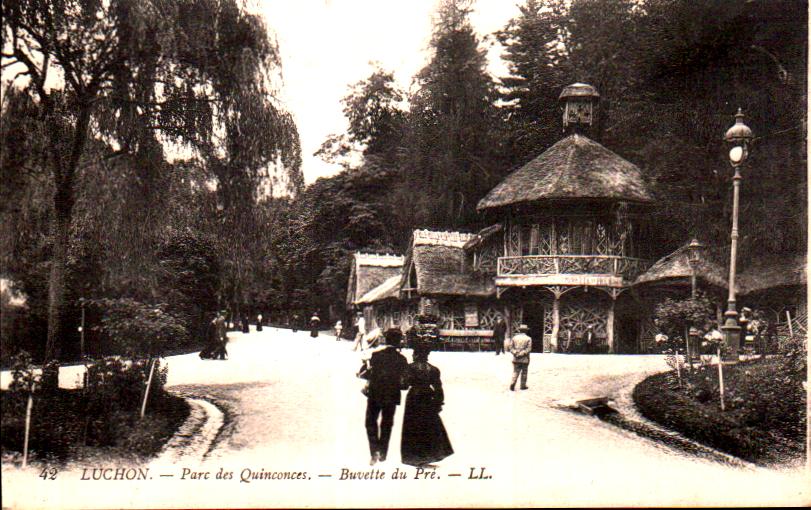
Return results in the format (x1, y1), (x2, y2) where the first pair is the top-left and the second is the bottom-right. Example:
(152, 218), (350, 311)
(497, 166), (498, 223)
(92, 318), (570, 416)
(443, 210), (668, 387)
(362, 328), (408, 465)
(492, 316), (506, 355)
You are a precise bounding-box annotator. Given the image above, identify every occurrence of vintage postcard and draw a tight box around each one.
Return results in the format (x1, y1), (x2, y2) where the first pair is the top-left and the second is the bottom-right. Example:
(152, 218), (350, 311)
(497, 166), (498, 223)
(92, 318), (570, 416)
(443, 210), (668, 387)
(1, 0), (809, 507)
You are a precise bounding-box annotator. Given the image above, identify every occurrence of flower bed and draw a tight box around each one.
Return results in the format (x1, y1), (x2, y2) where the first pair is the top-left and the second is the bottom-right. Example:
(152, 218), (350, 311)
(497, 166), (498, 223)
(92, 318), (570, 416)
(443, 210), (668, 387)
(1, 388), (189, 464)
(633, 356), (806, 466)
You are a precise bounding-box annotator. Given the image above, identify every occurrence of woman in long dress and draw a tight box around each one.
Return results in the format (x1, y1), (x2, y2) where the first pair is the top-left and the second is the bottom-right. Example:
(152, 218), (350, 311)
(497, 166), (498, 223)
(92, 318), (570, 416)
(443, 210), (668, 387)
(401, 342), (453, 466)
(309, 313), (320, 338)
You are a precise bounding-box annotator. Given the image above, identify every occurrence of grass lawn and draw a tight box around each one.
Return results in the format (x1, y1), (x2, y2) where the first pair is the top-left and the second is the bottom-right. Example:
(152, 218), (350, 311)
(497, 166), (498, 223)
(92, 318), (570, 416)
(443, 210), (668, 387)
(633, 356), (806, 466)
(1, 388), (189, 465)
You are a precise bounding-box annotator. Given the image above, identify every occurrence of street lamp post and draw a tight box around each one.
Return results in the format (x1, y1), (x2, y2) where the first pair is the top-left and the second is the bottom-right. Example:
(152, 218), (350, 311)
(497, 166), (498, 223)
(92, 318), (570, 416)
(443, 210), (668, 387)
(686, 238), (704, 368)
(721, 108), (754, 361)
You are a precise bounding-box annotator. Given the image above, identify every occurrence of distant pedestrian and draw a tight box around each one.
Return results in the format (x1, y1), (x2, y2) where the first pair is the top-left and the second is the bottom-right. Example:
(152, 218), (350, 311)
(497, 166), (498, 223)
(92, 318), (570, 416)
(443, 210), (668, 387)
(256, 313), (263, 332)
(241, 314), (250, 333)
(353, 312), (367, 351)
(334, 320), (343, 341)
(509, 324), (532, 391)
(492, 316), (506, 355)
(401, 339), (453, 467)
(199, 312), (219, 359)
(310, 313), (321, 338)
(562, 328), (574, 353)
(292, 313), (300, 332)
(584, 325), (595, 353)
(213, 310), (229, 360)
(360, 328), (409, 465)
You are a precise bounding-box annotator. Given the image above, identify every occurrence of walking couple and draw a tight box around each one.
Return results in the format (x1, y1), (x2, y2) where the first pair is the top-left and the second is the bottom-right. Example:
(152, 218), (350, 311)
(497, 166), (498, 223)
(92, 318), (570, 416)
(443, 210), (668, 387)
(360, 328), (453, 467)
(199, 310), (229, 360)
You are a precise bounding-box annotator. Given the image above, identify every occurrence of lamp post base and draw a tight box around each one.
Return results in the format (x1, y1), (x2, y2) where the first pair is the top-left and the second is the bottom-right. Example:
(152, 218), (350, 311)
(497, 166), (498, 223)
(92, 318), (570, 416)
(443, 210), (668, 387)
(721, 313), (740, 363)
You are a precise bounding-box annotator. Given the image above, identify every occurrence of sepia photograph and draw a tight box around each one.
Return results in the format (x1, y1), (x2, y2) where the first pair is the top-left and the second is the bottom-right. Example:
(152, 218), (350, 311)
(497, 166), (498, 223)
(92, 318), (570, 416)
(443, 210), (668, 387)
(1, 0), (809, 507)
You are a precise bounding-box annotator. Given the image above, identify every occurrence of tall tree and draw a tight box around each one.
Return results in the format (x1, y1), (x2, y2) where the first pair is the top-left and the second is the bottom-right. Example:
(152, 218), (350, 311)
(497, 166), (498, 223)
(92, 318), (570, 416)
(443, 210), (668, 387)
(496, 0), (806, 260)
(496, 0), (569, 164)
(316, 65), (406, 170)
(1, 0), (301, 371)
(401, 0), (504, 229)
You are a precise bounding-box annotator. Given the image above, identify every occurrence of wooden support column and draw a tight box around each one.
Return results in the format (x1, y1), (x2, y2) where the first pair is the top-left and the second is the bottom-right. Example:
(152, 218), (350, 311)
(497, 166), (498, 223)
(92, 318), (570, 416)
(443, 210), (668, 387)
(607, 295), (616, 354)
(551, 290), (561, 353)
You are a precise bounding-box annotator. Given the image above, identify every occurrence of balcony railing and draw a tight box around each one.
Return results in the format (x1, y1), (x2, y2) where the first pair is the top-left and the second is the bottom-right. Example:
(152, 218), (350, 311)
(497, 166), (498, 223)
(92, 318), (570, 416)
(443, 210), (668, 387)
(497, 255), (649, 281)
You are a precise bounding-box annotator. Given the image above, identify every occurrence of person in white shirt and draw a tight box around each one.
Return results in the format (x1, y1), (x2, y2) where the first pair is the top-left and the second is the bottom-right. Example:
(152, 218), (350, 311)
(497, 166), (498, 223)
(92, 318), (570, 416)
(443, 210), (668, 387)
(353, 312), (367, 351)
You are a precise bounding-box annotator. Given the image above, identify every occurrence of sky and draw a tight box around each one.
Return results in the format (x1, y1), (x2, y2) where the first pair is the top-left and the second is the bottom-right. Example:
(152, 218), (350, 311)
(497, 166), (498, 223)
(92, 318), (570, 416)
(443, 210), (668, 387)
(261, 0), (520, 184)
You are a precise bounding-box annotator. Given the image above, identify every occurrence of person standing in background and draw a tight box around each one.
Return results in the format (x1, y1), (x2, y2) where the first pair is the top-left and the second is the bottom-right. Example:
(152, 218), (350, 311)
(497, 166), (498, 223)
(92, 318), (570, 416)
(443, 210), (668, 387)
(256, 312), (263, 332)
(214, 310), (229, 360)
(335, 320), (343, 341)
(353, 311), (367, 351)
(492, 316), (506, 355)
(310, 312), (321, 338)
(582, 325), (595, 353)
(563, 328), (573, 353)
(509, 324), (532, 391)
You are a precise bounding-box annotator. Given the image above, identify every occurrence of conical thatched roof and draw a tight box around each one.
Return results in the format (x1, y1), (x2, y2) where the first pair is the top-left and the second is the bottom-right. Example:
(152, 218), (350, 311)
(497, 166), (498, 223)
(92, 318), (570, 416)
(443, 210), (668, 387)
(634, 245), (807, 297)
(477, 134), (654, 211)
(738, 253), (806, 295)
(634, 244), (728, 289)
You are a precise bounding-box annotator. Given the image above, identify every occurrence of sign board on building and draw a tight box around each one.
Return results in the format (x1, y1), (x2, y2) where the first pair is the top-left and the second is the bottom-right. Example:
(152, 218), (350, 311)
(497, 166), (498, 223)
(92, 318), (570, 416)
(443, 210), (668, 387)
(464, 303), (479, 327)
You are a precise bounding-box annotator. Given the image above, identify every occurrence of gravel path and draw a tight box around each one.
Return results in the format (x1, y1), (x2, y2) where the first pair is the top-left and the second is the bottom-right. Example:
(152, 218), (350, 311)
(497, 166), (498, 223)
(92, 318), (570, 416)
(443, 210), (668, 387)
(2, 327), (808, 508)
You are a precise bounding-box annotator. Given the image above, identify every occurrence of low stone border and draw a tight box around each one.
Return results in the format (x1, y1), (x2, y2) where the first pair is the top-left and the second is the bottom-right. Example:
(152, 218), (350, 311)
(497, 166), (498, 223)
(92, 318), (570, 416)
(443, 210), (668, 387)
(153, 397), (224, 463)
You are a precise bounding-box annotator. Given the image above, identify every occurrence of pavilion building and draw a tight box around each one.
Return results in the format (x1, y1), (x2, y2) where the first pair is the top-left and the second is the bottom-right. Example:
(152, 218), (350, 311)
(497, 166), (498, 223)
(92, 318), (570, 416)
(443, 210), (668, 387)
(350, 83), (806, 352)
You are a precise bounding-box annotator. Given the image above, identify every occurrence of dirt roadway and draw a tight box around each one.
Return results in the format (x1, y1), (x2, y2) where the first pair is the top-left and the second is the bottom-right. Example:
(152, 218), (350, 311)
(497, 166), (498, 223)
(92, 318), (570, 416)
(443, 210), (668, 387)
(2, 327), (808, 508)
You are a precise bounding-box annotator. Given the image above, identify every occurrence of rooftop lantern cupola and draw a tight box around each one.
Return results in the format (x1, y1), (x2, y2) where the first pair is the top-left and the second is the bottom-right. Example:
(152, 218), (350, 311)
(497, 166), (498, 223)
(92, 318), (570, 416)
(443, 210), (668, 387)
(559, 83), (600, 137)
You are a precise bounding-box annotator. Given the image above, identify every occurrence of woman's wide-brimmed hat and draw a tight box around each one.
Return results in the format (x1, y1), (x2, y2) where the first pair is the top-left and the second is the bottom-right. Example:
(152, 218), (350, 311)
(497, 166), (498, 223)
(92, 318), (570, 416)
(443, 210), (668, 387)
(518, 324), (530, 332)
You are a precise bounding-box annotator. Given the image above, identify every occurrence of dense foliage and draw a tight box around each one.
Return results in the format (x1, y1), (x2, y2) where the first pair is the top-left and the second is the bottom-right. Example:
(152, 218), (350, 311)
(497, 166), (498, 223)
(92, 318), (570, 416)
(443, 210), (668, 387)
(281, 0), (806, 321)
(1, 0), (302, 364)
(90, 299), (188, 358)
(1, 0), (806, 361)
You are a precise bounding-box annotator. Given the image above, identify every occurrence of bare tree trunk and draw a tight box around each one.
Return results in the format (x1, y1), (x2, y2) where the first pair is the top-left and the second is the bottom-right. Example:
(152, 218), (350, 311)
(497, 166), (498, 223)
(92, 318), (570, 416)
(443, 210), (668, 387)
(43, 104), (91, 388)
(45, 209), (71, 364)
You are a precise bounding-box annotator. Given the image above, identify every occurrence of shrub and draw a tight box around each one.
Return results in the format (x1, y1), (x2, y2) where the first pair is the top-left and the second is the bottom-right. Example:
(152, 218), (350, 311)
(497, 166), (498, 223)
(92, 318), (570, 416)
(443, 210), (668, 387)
(634, 357), (806, 465)
(155, 227), (221, 346)
(90, 298), (187, 358)
(8, 350), (38, 394)
(654, 292), (716, 337)
(778, 331), (807, 383)
(653, 292), (716, 355)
